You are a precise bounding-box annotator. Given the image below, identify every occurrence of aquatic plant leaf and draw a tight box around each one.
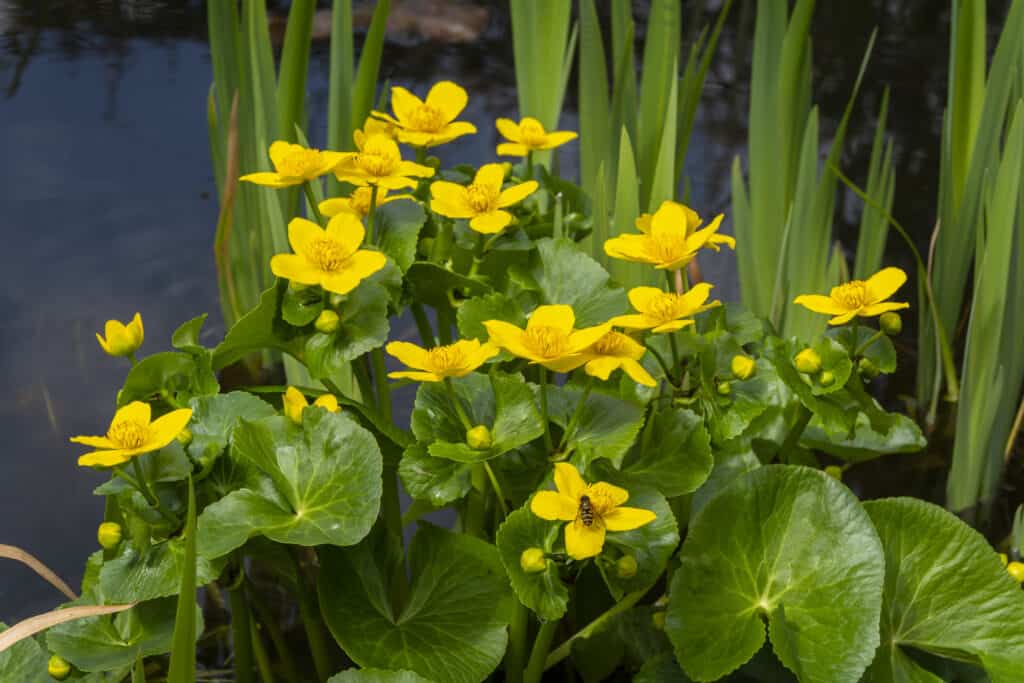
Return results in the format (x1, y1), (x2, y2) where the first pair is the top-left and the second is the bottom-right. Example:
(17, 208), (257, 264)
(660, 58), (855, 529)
(119, 351), (219, 406)
(196, 410), (382, 559)
(862, 498), (1024, 682)
(328, 669), (432, 683)
(398, 444), (472, 506)
(829, 324), (897, 374)
(319, 524), (513, 683)
(634, 652), (693, 683)
(99, 533), (225, 604)
(0, 625), (52, 683)
(170, 314), (210, 354)
(304, 278), (391, 378)
(549, 384), (644, 470)
(527, 238), (627, 326)
(802, 402), (925, 463)
(764, 337), (854, 436)
(667, 465), (884, 682)
(281, 281), (325, 327)
(457, 292), (527, 342)
(613, 407), (712, 498)
(376, 199), (426, 272)
(495, 506), (569, 620)
(212, 281), (307, 370)
(405, 262), (493, 307)
(185, 391), (276, 466)
(93, 442), (192, 495)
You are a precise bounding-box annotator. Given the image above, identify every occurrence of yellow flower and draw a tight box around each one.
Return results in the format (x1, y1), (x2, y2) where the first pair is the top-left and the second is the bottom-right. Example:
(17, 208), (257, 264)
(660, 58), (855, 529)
(611, 283), (721, 333)
(270, 214), (387, 296)
(604, 200), (730, 270)
(531, 463), (656, 560)
(240, 140), (344, 188)
(793, 267), (910, 325)
(495, 117), (578, 156)
(372, 81), (477, 148)
(319, 186), (414, 219)
(71, 401), (193, 468)
(577, 331), (657, 387)
(385, 339), (499, 382)
(484, 305), (611, 372)
(333, 130), (435, 189)
(430, 163), (538, 234)
(96, 313), (144, 357)
(283, 386), (340, 424)
(634, 200), (736, 252)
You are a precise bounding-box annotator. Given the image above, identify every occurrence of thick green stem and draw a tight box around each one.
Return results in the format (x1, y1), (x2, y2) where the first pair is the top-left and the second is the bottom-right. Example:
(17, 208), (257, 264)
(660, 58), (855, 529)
(668, 333), (681, 375)
(544, 590), (646, 670)
(436, 304), (455, 345)
(523, 619), (559, 683)
(250, 617), (274, 683)
(778, 404), (813, 461)
(525, 150), (534, 181)
(382, 466), (409, 612)
(854, 329), (886, 357)
(465, 465), (488, 539)
(647, 344), (678, 388)
(558, 377), (592, 451)
(352, 358), (374, 404)
(366, 183), (379, 243)
(371, 348), (392, 421)
(505, 602), (529, 683)
(430, 219), (453, 263)
(228, 571), (255, 683)
(483, 461), (510, 518)
(411, 302), (436, 347)
(303, 182), (324, 225)
(444, 378), (473, 430)
(290, 550), (333, 682)
(538, 368), (555, 454)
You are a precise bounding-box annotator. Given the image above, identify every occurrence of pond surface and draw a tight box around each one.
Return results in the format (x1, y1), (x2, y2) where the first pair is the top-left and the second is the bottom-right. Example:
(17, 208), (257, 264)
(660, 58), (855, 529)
(0, 0), (991, 621)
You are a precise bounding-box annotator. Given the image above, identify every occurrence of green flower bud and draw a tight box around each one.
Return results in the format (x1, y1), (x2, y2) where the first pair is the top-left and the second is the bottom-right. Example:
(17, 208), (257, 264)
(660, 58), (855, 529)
(97, 522), (123, 550)
(652, 611), (666, 630)
(175, 427), (193, 446)
(48, 655), (72, 680)
(616, 555), (639, 579)
(314, 310), (340, 334)
(1008, 561), (1024, 584)
(999, 552), (1009, 567)
(520, 547), (547, 573)
(731, 354), (756, 380)
(426, 156), (442, 169)
(819, 370), (835, 387)
(858, 357), (879, 378)
(466, 425), (493, 451)
(717, 381), (732, 396)
(879, 312), (903, 335)
(794, 348), (822, 374)
(824, 465), (843, 481)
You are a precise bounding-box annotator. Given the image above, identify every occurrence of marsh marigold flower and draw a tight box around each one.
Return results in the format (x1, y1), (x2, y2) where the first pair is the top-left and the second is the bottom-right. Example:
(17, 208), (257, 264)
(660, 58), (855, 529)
(611, 283), (721, 334)
(270, 214), (386, 296)
(484, 305), (611, 372)
(430, 163), (538, 234)
(319, 186), (413, 220)
(333, 130), (435, 189)
(577, 331), (657, 387)
(604, 201), (731, 270)
(71, 401), (193, 468)
(531, 463), (655, 560)
(793, 267), (910, 325)
(372, 81), (477, 148)
(385, 339), (499, 382)
(283, 386), (340, 424)
(96, 313), (144, 357)
(495, 117), (578, 156)
(240, 140), (343, 188)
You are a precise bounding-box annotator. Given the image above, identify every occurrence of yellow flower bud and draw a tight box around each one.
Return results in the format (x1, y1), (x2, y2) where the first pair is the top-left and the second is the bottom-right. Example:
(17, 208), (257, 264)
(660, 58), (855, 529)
(315, 310), (340, 334)
(731, 354), (756, 380)
(999, 552), (1009, 567)
(95, 313), (144, 358)
(1007, 561), (1024, 584)
(819, 370), (835, 386)
(466, 425), (493, 450)
(879, 312), (903, 335)
(858, 357), (879, 378)
(176, 427), (193, 446)
(499, 162), (513, 178)
(616, 555), (638, 579)
(283, 386), (309, 424)
(97, 522), (123, 550)
(48, 655), (72, 680)
(717, 381), (732, 396)
(652, 611), (666, 630)
(520, 547), (547, 573)
(794, 348), (822, 374)
(312, 394), (341, 413)
(824, 465), (843, 481)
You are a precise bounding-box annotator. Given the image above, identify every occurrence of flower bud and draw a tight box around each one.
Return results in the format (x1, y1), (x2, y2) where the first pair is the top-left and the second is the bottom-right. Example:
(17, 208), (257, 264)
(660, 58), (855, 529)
(824, 465), (843, 481)
(716, 381), (732, 396)
(731, 355), (756, 380)
(315, 310), (340, 334)
(616, 555), (638, 579)
(794, 348), (822, 374)
(312, 394), (341, 413)
(175, 427), (193, 446)
(999, 552), (1009, 567)
(1008, 561), (1024, 584)
(858, 357), (879, 378)
(520, 547), (547, 573)
(819, 370), (835, 387)
(466, 425), (493, 450)
(96, 313), (144, 358)
(97, 522), (123, 550)
(879, 312), (902, 335)
(283, 386), (309, 424)
(651, 611), (666, 630)
(48, 655), (72, 680)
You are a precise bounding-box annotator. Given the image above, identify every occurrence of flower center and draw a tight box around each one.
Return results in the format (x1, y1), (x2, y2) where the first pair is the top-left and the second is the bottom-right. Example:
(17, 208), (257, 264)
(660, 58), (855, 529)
(591, 331), (628, 356)
(523, 326), (569, 358)
(356, 136), (399, 177)
(350, 187), (374, 215)
(466, 183), (499, 212)
(520, 120), (547, 147)
(652, 233), (691, 265)
(427, 344), (467, 372)
(647, 293), (683, 322)
(309, 238), (349, 272)
(580, 487), (615, 517)
(107, 419), (148, 449)
(831, 280), (869, 309)
(278, 148), (321, 177)
(409, 104), (445, 132)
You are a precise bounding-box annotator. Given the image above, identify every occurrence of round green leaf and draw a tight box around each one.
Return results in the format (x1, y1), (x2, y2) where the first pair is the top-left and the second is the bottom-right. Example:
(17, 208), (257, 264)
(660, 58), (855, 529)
(829, 326), (897, 374)
(863, 498), (1024, 682)
(406, 262), (493, 306)
(281, 283), (325, 327)
(528, 238), (627, 326)
(376, 199), (427, 272)
(617, 407), (712, 497)
(187, 391), (276, 465)
(551, 385), (644, 469)
(634, 653), (694, 683)
(119, 351), (219, 406)
(328, 669), (433, 683)
(765, 338), (854, 436)
(398, 444), (472, 506)
(667, 465), (884, 682)
(495, 506), (569, 620)
(305, 282), (390, 379)
(98, 536), (227, 603)
(457, 292), (526, 342)
(94, 442), (191, 495)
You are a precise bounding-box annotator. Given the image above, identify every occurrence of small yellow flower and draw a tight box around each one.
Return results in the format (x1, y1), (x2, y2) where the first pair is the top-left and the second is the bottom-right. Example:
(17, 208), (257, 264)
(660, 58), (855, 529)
(484, 305), (611, 372)
(71, 401), (193, 468)
(520, 547), (548, 573)
(283, 386), (340, 424)
(1007, 561), (1024, 584)
(319, 186), (414, 220)
(731, 354), (756, 380)
(577, 331), (657, 387)
(385, 339), (499, 382)
(333, 130), (435, 190)
(430, 163), (539, 234)
(611, 283), (721, 334)
(604, 201), (730, 270)
(372, 81), (477, 148)
(495, 117), (578, 156)
(531, 463), (656, 560)
(240, 140), (344, 188)
(96, 313), (144, 357)
(270, 214), (387, 296)
(793, 267), (910, 325)
(633, 200), (736, 252)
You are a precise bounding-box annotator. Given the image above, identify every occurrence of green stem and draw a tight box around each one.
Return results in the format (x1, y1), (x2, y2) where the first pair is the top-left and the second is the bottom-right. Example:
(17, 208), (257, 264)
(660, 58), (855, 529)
(558, 377), (592, 451)
(228, 568), (255, 683)
(436, 304), (455, 345)
(647, 344), (678, 388)
(505, 603), (529, 683)
(538, 367), (555, 454)
(668, 333), (681, 374)
(411, 302), (436, 347)
(250, 616), (274, 683)
(525, 150), (534, 181)
(465, 466), (488, 539)
(351, 358), (374, 404)
(430, 219), (453, 263)
(249, 585), (302, 683)
(290, 549), (333, 683)
(523, 619), (559, 683)
(778, 404), (813, 461)
(366, 183), (379, 244)
(371, 348), (392, 421)
(483, 461), (510, 519)
(131, 657), (146, 683)
(544, 590), (646, 670)
(854, 329), (886, 357)
(444, 378), (473, 430)
(381, 466), (409, 611)
(303, 182), (324, 225)
(128, 352), (138, 367)
(467, 232), (485, 279)
(125, 460), (178, 526)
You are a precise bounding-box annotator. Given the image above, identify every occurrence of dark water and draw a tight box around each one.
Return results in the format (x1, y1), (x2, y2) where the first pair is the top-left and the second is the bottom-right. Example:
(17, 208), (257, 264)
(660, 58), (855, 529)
(0, 0), (999, 621)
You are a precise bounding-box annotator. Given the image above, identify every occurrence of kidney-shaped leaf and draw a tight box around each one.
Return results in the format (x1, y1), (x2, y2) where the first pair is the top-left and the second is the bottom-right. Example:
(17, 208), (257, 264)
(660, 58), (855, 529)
(551, 385), (644, 470)
(328, 669), (433, 683)
(99, 536), (226, 604)
(398, 444), (473, 506)
(616, 407), (712, 498)
(0, 626), (51, 683)
(187, 391), (276, 466)
(495, 506), (569, 620)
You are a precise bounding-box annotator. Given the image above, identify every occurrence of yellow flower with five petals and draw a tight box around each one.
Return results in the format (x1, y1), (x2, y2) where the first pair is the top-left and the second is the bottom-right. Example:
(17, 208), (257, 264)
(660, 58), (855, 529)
(793, 267), (910, 325)
(531, 463), (656, 560)
(604, 200), (729, 270)
(634, 200), (735, 252)
(283, 386), (340, 424)
(96, 313), (144, 357)
(495, 117), (578, 156)
(430, 163), (539, 234)
(71, 401), (193, 468)
(611, 283), (721, 333)
(372, 81), (477, 148)
(240, 140), (344, 188)
(484, 305), (611, 372)
(270, 214), (386, 296)
(333, 130), (435, 189)
(319, 186), (413, 220)
(577, 331), (657, 387)
(385, 339), (499, 382)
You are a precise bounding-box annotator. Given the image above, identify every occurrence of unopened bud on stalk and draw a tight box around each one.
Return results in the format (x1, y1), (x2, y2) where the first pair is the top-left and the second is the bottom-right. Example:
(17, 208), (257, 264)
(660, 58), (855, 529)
(97, 522), (123, 550)
(858, 358), (879, 378)
(819, 370), (835, 387)
(879, 312), (902, 335)
(794, 348), (822, 374)
(616, 555), (639, 579)
(466, 425), (493, 451)
(999, 552), (1009, 567)
(520, 547), (547, 573)
(731, 355), (756, 380)
(315, 310), (340, 334)
(47, 655), (72, 680)
(717, 381), (732, 396)
(1007, 561), (1024, 584)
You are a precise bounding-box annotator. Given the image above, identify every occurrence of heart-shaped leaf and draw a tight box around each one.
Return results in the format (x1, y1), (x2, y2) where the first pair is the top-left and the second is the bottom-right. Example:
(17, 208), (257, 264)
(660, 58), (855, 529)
(528, 238), (627, 326)
(616, 407), (712, 497)
(377, 199), (427, 272)
(495, 506), (569, 620)
(186, 391), (276, 466)
(550, 385), (644, 469)
(98, 535), (226, 603)
(398, 444), (473, 506)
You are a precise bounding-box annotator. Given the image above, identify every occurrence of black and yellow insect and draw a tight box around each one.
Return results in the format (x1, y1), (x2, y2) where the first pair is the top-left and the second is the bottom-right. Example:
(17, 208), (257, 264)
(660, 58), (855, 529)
(578, 494), (595, 527)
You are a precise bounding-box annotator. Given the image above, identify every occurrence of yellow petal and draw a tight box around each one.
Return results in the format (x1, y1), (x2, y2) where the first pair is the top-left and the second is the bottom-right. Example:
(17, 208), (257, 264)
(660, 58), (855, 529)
(589, 481), (629, 507)
(650, 201), (691, 235)
(537, 130), (578, 150)
(497, 181), (538, 208)
(114, 401), (151, 426)
(386, 341), (430, 371)
(608, 314), (654, 330)
(603, 506), (656, 531)
(425, 80), (469, 122)
(389, 85), (423, 124)
(268, 140), (292, 168)
(568, 323), (614, 354)
(127, 313), (144, 345)
(326, 213), (367, 256)
(375, 176), (419, 191)
(828, 310), (859, 326)
(388, 370), (443, 382)
(604, 235), (659, 265)
(865, 267), (907, 303)
(319, 198), (357, 217)
(859, 301), (910, 317)
(539, 355), (589, 373)
(531, 490), (577, 521)
(686, 214), (725, 251)
(147, 409), (194, 449)
(474, 163), (506, 191)
(527, 305), (575, 335)
(320, 250), (387, 295)
(565, 519), (606, 559)
(497, 142), (529, 157)
(95, 332), (111, 354)
(651, 320), (694, 334)
(395, 160), (436, 178)
(584, 356), (621, 381)
(627, 287), (665, 313)
(495, 118), (522, 142)
(312, 394), (340, 413)
(239, 172), (297, 188)
(793, 294), (848, 315)
(104, 319), (126, 342)
(283, 386), (309, 423)
(553, 462), (586, 500)
(69, 435), (116, 449)
(469, 211), (512, 234)
(315, 151), (345, 177)
(635, 212), (654, 234)
(620, 358), (657, 387)
(483, 320), (536, 361)
(436, 121), (478, 143)
(431, 181), (475, 217)
(78, 448), (137, 468)
(288, 217), (325, 257)
(271, 254), (322, 285)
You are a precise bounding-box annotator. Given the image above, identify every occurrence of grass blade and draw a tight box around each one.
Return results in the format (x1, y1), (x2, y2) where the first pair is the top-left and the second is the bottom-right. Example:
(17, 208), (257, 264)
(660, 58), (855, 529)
(352, 0), (390, 130)
(167, 477), (198, 682)
(276, 0), (315, 142)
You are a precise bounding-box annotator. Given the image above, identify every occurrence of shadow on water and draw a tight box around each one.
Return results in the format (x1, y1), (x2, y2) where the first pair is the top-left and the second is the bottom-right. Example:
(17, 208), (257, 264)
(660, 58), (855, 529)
(0, 0), (1018, 622)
